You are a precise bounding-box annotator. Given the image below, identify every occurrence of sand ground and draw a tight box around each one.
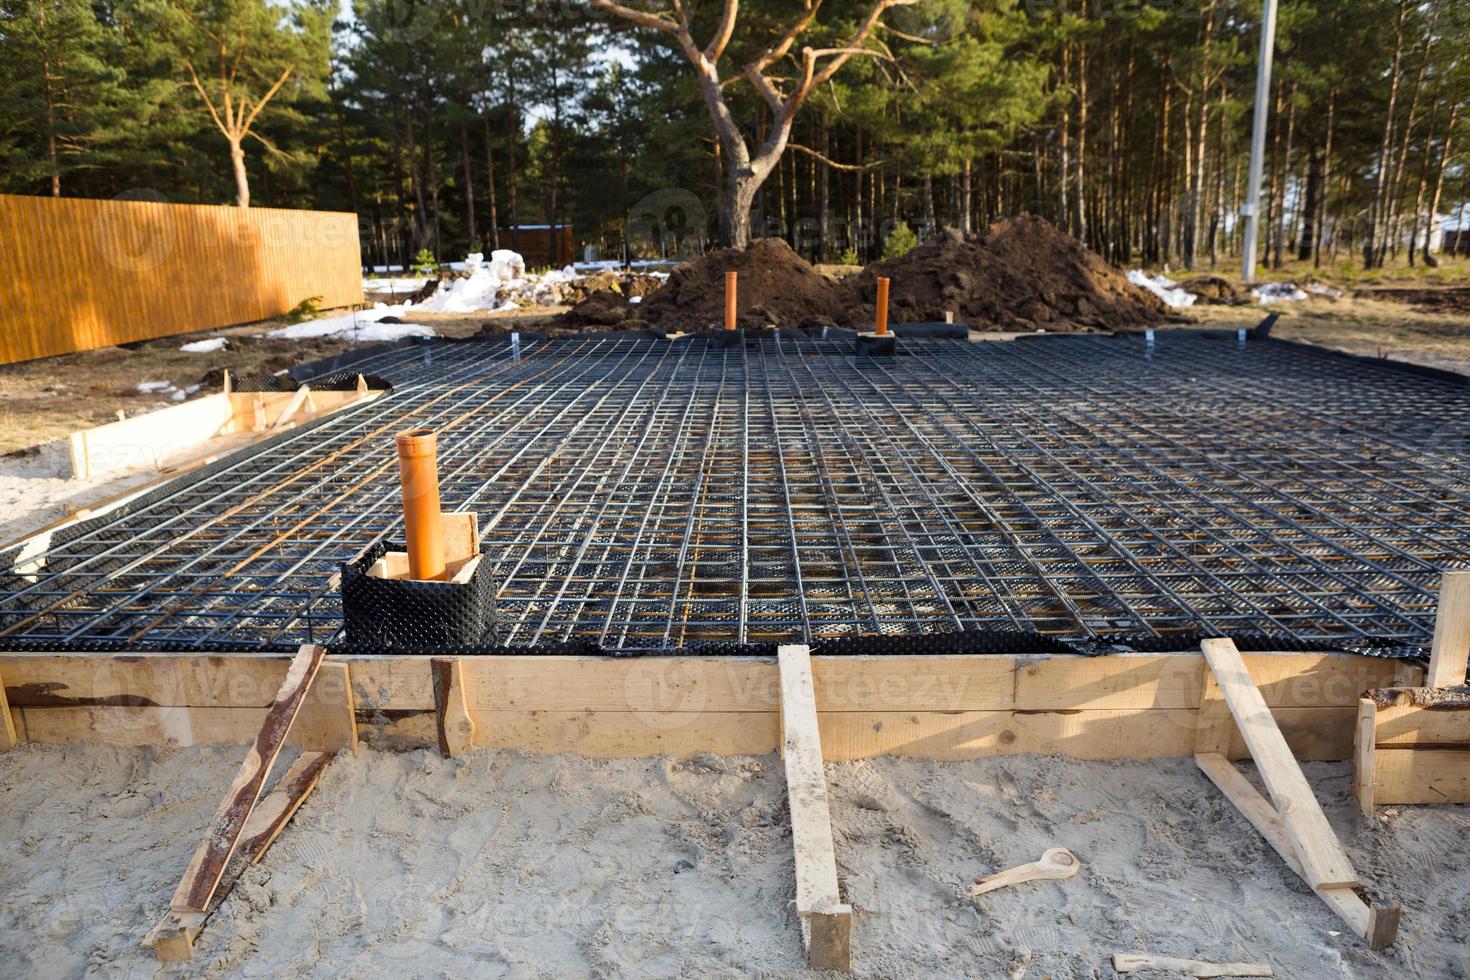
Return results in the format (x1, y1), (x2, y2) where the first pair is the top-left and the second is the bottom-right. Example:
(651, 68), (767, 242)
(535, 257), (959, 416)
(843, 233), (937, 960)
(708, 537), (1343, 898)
(1, 744), (1466, 978)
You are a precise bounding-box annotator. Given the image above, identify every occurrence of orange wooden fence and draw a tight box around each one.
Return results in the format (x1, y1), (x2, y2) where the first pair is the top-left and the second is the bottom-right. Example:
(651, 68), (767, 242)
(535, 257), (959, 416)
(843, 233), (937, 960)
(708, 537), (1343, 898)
(0, 194), (364, 365)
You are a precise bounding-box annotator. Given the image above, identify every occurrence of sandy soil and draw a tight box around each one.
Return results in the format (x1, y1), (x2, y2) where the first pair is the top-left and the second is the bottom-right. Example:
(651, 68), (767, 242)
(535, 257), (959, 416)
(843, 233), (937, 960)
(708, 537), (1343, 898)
(1, 744), (1465, 978)
(1187, 294), (1470, 377)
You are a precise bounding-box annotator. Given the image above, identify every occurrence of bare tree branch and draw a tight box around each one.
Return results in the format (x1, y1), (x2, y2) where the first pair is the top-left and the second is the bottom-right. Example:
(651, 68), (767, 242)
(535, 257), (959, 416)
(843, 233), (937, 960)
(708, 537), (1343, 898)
(787, 142), (883, 171)
(240, 65), (295, 135)
(704, 0), (739, 62)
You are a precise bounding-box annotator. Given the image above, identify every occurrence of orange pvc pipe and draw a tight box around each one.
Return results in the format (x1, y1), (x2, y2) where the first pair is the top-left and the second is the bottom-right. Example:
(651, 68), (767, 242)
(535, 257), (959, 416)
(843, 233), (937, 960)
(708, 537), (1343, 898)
(396, 428), (446, 581)
(875, 277), (890, 336)
(725, 271), (738, 331)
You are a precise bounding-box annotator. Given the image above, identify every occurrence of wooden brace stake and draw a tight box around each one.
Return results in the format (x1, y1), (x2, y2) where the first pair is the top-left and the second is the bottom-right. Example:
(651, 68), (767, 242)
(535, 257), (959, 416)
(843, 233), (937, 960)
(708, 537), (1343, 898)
(0, 664), (17, 750)
(1427, 570), (1470, 689)
(147, 644), (350, 960)
(432, 657), (476, 758)
(1195, 639), (1398, 948)
(777, 644), (852, 972)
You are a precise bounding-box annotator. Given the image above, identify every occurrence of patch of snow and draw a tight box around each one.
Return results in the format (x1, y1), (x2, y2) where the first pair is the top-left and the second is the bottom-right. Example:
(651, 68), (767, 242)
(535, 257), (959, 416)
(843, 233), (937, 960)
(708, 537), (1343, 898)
(1303, 281), (1343, 299)
(136, 381), (172, 393)
(261, 303), (435, 342)
(179, 338), (228, 353)
(362, 277), (430, 292)
(1128, 270), (1196, 309)
(1252, 282), (1309, 304)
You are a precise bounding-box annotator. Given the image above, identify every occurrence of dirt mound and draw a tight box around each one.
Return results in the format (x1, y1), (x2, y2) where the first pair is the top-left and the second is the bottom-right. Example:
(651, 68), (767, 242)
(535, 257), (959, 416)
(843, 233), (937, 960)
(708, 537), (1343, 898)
(840, 215), (1172, 332)
(561, 291), (638, 327)
(1180, 276), (1243, 305)
(637, 238), (842, 330)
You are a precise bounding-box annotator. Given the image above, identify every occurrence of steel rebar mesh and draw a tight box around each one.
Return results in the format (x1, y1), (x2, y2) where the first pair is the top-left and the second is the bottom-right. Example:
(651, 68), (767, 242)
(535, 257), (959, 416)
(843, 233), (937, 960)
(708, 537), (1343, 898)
(0, 331), (1465, 655)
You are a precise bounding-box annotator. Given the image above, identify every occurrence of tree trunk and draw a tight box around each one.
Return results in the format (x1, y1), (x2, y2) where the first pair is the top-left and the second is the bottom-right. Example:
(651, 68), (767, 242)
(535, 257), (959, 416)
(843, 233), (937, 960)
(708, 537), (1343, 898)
(818, 114), (831, 261)
(1074, 39), (1088, 246)
(1367, 1), (1407, 268)
(961, 158), (973, 236)
(1422, 102), (1458, 265)
(482, 114), (501, 250)
(229, 136), (250, 209)
(1298, 149), (1321, 262)
(1314, 89), (1337, 267)
(460, 119), (477, 248)
(505, 81), (520, 253)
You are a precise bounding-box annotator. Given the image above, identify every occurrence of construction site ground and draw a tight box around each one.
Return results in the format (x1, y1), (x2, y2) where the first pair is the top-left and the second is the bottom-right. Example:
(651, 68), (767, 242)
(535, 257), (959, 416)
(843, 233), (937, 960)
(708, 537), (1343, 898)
(2, 743), (1466, 977)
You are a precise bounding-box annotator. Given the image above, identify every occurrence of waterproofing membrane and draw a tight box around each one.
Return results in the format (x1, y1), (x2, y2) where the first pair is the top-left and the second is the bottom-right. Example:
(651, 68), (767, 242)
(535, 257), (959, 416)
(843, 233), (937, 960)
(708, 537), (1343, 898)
(0, 331), (1466, 657)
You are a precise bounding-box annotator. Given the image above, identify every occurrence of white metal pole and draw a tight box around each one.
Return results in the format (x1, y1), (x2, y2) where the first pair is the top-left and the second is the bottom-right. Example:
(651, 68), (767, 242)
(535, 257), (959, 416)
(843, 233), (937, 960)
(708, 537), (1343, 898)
(1242, 0), (1278, 284)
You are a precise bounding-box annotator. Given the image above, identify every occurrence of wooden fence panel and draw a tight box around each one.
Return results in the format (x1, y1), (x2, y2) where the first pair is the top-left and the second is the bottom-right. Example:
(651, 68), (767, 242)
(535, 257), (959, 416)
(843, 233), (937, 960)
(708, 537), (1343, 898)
(0, 194), (363, 365)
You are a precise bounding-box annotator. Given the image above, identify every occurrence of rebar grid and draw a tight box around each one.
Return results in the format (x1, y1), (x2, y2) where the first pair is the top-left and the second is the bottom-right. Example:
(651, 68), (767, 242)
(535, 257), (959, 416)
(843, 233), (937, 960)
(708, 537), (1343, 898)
(1, 332), (1466, 654)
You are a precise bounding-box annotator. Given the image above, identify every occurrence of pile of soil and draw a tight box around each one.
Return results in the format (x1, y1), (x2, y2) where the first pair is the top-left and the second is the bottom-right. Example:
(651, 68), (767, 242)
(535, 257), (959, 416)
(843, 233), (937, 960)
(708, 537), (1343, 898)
(559, 291), (642, 328)
(840, 215), (1173, 331)
(635, 238), (842, 330)
(1179, 276), (1244, 305)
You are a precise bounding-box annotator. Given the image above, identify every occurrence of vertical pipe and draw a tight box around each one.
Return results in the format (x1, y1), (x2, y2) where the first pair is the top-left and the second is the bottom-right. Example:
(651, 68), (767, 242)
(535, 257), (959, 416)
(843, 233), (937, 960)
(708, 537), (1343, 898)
(875, 277), (890, 336)
(725, 271), (738, 331)
(396, 428), (446, 581)
(1242, 0), (1278, 284)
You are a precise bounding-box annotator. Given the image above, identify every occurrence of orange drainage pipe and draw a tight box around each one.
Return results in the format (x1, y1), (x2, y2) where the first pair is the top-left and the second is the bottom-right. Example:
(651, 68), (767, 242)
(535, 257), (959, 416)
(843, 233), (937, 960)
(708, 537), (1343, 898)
(875, 277), (891, 336)
(396, 428), (446, 581)
(725, 271), (738, 331)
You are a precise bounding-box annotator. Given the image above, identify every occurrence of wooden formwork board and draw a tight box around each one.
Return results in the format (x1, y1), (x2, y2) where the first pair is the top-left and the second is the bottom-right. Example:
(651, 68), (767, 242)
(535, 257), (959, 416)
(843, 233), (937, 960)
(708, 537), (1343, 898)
(1, 651), (1417, 760)
(1356, 687), (1470, 808)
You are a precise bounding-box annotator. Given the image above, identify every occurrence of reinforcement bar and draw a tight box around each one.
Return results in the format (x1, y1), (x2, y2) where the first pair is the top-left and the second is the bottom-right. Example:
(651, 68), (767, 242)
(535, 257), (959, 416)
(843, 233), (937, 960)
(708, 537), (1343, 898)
(0, 332), (1466, 654)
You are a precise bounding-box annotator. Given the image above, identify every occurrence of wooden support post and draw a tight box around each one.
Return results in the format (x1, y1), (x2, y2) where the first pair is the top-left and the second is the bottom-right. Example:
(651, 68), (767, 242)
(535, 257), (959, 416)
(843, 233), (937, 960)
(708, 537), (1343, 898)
(149, 644), (344, 961)
(1427, 570), (1470, 688)
(777, 644), (852, 972)
(1196, 639), (1399, 948)
(0, 665), (17, 750)
(432, 658), (475, 758)
(147, 750), (337, 960)
(1200, 638), (1356, 889)
(1354, 687), (1470, 807)
(170, 644), (325, 912)
(269, 385), (313, 432)
(1353, 698), (1376, 815)
(292, 660), (358, 753)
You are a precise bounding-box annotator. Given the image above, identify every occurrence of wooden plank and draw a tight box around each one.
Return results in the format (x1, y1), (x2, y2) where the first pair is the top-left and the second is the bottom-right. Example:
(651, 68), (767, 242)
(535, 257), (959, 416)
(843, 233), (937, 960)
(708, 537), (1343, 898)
(1195, 670), (1234, 755)
(292, 661), (357, 752)
(431, 658), (475, 758)
(1370, 748), (1470, 804)
(1354, 698), (1376, 815)
(148, 750), (335, 960)
(0, 666), (16, 749)
(777, 645), (851, 972)
(1112, 952), (1272, 977)
(1, 654), (295, 708)
(1200, 638), (1358, 890)
(238, 750), (336, 862)
(1194, 752), (1389, 946)
(441, 512), (480, 564)
(1, 651), (1399, 721)
(1370, 688), (1470, 745)
(1428, 570), (1470, 688)
(169, 645), (325, 912)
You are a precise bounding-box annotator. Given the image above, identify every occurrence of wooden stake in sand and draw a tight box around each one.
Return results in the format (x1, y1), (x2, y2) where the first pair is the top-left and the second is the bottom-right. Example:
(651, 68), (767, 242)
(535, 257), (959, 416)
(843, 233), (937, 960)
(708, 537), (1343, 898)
(778, 644), (852, 972)
(148, 643), (353, 961)
(1194, 638), (1400, 949)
